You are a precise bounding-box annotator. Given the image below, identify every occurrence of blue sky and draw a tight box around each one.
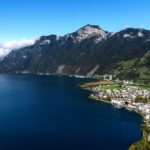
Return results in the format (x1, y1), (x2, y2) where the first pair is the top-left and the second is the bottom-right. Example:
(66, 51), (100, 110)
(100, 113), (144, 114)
(0, 0), (150, 42)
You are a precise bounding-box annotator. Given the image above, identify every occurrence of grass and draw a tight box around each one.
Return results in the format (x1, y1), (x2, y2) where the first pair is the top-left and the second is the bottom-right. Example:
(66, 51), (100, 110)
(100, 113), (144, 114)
(134, 82), (150, 90)
(129, 139), (150, 150)
(81, 81), (122, 91)
(102, 84), (121, 90)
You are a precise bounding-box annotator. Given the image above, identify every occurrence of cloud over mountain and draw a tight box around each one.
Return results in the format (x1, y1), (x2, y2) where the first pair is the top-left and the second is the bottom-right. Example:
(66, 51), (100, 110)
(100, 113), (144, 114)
(0, 39), (35, 58)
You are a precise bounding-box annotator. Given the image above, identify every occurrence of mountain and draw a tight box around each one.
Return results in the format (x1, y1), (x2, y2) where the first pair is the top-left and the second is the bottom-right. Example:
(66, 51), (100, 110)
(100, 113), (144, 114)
(0, 24), (150, 82)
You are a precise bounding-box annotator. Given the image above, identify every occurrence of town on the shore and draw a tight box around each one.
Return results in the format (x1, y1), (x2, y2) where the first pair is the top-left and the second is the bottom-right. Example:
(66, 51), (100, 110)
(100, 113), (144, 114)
(82, 79), (150, 142)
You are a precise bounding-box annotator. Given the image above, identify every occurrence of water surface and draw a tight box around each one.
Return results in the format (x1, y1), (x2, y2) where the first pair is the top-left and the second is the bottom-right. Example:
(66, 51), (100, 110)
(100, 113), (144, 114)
(0, 74), (142, 150)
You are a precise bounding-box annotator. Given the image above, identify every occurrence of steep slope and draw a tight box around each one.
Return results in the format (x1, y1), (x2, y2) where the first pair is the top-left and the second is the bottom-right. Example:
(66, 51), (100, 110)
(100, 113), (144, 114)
(0, 25), (150, 81)
(94, 28), (150, 74)
(113, 50), (150, 82)
(0, 25), (110, 75)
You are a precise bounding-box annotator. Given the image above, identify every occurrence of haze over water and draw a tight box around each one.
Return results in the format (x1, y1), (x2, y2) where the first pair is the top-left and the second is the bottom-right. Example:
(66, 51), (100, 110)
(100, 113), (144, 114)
(0, 74), (142, 150)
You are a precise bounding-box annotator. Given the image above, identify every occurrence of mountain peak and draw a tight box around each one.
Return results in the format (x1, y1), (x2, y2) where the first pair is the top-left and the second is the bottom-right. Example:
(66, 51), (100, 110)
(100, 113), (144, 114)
(72, 24), (108, 42)
(77, 24), (103, 34)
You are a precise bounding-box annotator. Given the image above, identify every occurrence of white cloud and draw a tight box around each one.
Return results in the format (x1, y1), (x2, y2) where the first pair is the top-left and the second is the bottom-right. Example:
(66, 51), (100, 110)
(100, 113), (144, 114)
(0, 39), (36, 58)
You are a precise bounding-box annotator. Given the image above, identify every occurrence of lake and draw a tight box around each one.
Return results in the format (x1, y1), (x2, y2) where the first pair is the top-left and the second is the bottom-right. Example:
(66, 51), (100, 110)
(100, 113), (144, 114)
(0, 74), (142, 150)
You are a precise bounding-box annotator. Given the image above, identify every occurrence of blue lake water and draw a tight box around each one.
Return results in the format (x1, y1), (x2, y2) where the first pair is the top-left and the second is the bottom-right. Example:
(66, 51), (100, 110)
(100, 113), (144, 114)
(0, 74), (142, 150)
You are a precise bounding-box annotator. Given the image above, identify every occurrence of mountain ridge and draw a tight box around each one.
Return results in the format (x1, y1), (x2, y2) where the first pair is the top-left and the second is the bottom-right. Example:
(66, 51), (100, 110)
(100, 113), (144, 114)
(0, 24), (150, 82)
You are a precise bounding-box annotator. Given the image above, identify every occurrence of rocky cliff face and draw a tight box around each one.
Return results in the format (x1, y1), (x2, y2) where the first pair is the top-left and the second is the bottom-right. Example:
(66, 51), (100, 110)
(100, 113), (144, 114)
(0, 25), (150, 80)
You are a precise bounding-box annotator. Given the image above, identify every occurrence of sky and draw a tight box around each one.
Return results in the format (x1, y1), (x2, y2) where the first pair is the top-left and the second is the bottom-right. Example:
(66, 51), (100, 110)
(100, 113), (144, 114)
(0, 0), (150, 57)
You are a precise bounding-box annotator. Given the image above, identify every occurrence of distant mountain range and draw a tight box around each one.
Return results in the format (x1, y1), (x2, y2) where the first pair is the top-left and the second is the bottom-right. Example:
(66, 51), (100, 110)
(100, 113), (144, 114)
(0, 24), (150, 82)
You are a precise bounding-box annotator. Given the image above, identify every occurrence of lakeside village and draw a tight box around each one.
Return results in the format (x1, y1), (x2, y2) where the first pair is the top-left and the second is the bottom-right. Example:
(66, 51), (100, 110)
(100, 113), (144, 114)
(82, 79), (150, 142)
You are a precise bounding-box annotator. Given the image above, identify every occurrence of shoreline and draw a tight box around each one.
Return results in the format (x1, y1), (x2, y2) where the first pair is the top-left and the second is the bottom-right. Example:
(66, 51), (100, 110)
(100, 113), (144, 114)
(3, 72), (95, 80)
(84, 87), (143, 116)
(81, 84), (150, 150)
(90, 93), (142, 115)
(1, 73), (149, 149)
